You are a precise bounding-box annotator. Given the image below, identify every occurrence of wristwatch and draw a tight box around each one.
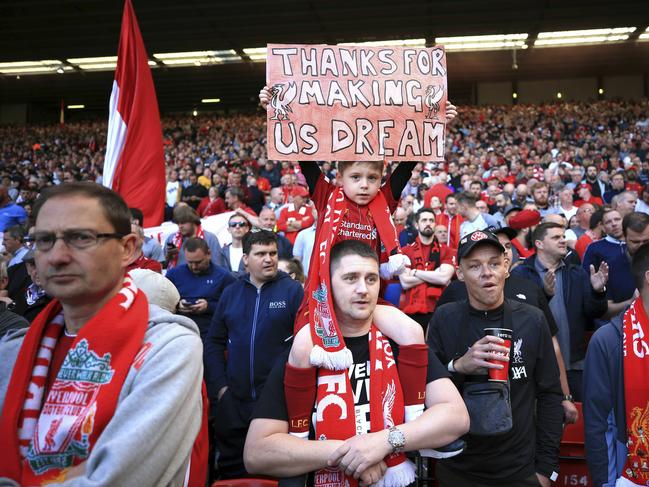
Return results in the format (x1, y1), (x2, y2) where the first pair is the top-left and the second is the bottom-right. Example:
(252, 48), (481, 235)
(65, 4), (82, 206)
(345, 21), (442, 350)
(387, 426), (406, 453)
(563, 394), (574, 402)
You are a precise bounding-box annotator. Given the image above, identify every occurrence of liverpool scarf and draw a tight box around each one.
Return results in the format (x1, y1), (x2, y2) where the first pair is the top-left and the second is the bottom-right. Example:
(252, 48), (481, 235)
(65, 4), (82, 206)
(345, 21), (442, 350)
(169, 225), (205, 268)
(622, 298), (649, 485)
(401, 237), (442, 315)
(308, 187), (400, 370)
(0, 276), (148, 485)
(313, 327), (416, 487)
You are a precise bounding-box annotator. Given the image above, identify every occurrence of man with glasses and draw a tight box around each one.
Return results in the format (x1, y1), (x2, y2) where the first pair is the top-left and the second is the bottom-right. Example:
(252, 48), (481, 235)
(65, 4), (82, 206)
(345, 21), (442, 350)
(0, 182), (206, 486)
(217, 214), (251, 275)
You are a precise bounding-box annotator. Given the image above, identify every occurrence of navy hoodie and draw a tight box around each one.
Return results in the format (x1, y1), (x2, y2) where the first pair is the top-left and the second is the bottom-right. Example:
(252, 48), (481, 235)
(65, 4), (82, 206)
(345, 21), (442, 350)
(204, 270), (304, 403)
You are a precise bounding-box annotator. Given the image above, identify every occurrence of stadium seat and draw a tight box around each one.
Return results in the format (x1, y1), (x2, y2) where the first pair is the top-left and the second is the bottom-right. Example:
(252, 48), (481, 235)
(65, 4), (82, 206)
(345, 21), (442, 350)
(384, 282), (403, 307)
(212, 478), (278, 487)
(558, 402), (591, 486)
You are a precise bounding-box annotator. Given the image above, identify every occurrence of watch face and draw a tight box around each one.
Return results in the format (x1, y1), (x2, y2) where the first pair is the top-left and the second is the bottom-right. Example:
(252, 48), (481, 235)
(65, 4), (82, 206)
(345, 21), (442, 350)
(389, 427), (405, 450)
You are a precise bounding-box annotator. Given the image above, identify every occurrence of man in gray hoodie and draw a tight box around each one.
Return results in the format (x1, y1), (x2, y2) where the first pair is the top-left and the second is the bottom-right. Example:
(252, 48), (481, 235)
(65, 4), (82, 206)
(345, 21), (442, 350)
(0, 182), (205, 486)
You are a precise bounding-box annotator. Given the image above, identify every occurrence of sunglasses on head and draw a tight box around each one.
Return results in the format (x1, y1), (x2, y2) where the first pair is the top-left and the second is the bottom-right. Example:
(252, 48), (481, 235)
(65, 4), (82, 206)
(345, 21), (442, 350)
(229, 221), (248, 228)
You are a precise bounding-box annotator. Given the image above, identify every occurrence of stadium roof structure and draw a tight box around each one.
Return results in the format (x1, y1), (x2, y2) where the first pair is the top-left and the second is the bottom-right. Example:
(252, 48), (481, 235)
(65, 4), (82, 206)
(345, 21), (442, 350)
(0, 0), (648, 114)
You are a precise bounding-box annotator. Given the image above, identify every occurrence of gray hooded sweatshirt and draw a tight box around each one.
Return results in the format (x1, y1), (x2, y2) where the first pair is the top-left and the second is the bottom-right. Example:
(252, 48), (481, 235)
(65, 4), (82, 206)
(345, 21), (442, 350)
(0, 305), (203, 487)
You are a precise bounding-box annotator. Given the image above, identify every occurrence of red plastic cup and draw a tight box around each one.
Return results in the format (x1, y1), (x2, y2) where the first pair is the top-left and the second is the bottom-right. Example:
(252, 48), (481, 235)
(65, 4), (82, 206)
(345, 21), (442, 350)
(484, 328), (512, 382)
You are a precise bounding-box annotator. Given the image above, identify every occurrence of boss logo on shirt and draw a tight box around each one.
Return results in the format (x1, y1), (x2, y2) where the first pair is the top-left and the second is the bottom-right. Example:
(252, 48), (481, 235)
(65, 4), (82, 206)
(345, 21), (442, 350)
(269, 301), (287, 309)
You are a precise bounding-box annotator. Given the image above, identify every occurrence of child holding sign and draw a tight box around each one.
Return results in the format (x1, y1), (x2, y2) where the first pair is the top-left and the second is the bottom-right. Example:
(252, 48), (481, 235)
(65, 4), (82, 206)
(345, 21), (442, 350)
(260, 86), (458, 466)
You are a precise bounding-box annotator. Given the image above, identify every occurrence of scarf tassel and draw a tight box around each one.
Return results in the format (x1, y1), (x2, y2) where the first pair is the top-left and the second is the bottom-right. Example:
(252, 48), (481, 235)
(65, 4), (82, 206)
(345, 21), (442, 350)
(374, 459), (417, 487)
(310, 345), (353, 370)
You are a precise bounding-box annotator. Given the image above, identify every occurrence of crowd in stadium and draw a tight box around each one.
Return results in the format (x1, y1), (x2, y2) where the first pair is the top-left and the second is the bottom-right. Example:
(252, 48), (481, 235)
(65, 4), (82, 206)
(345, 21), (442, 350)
(0, 96), (648, 486)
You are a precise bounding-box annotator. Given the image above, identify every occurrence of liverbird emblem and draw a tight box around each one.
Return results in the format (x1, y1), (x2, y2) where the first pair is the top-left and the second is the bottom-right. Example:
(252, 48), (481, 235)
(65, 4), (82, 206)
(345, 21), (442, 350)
(424, 84), (444, 119)
(269, 82), (297, 121)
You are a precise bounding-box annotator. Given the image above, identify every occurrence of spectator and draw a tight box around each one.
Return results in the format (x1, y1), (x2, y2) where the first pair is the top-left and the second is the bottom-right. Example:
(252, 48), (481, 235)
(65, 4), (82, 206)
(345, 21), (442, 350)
(492, 192), (512, 227)
(293, 213), (316, 275)
(511, 222), (609, 401)
(166, 169), (183, 217)
(428, 230), (563, 486)
(636, 186), (649, 215)
(603, 172), (626, 204)
(0, 182), (206, 485)
(575, 183), (604, 207)
(434, 223), (449, 244)
(245, 206), (293, 259)
(437, 226), (579, 423)
(164, 205), (222, 269)
(557, 185), (578, 221)
(244, 240), (469, 485)
(267, 187), (285, 217)
(424, 172), (453, 207)
(259, 159), (281, 188)
(583, 165), (608, 199)
(401, 170), (422, 199)
(2, 225), (28, 267)
(217, 213), (251, 274)
(167, 237), (235, 342)
(225, 186), (257, 216)
(205, 230), (303, 478)
(399, 208), (455, 333)
(543, 213), (579, 251)
(436, 194), (463, 248)
(574, 209), (605, 259)
(624, 212), (649, 257)
(182, 172), (208, 210)
(126, 223), (163, 273)
(611, 190), (638, 218)
(509, 209), (542, 259)
(583, 208), (634, 318)
(277, 186), (314, 245)
(129, 208), (164, 263)
(0, 185), (27, 232)
(278, 257), (305, 284)
(583, 242), (649, 486)
(457, 193), (498, 238)
(531, 182), (558, 218)
(13, 249), (51, 322)
(572, 202), (596, 239)
(197, 186), (226, 217)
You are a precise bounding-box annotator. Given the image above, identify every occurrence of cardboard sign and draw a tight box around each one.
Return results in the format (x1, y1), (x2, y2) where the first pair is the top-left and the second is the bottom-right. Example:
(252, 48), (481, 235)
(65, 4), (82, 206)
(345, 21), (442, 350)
(266, 44), (447, 162)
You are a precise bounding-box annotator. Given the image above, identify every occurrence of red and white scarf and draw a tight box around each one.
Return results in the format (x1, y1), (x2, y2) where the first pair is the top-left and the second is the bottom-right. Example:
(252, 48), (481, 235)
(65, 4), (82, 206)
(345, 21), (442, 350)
(0, 276), (148, 485)
(313, 327), (416, 487)
(622, 298), (649, 486)
(308, 187), (400, 370)
(169, 225), (205, 268)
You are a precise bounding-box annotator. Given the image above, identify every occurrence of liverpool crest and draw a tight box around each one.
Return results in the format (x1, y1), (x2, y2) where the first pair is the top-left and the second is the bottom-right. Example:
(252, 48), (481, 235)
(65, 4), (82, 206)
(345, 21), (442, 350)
(313, 283), (340, 349)
(27, 339), (114, 474)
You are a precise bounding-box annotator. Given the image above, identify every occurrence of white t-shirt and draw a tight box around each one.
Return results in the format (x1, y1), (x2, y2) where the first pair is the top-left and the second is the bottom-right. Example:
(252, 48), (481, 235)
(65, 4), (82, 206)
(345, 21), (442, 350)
(166, 181), (181, 207)
(229, 246), (243, 272)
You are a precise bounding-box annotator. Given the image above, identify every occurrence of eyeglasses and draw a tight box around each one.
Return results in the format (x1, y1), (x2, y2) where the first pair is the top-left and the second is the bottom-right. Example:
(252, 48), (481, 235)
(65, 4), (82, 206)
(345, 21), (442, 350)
(30, 230), (125, 251)
(228, 222), (248, 228)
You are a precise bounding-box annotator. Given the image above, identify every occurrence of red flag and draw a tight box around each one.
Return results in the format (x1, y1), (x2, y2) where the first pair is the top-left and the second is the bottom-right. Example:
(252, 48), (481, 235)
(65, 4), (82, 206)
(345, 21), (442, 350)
(104, 0), (165, 227)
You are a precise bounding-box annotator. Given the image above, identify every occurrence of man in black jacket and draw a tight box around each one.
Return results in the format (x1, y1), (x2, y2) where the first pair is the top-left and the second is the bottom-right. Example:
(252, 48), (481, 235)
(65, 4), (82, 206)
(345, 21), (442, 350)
(428, 230), (564, 486)
(511, 222), (609, 401)
(436, 226), (579, 424)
